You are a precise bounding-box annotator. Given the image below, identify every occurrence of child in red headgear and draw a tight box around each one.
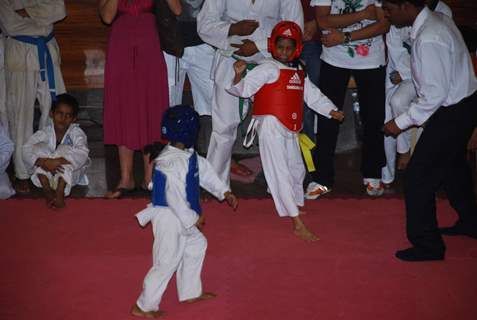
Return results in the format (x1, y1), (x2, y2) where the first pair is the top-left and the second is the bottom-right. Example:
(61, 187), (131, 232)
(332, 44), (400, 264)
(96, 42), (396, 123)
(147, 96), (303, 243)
(227, 21), (344, 241)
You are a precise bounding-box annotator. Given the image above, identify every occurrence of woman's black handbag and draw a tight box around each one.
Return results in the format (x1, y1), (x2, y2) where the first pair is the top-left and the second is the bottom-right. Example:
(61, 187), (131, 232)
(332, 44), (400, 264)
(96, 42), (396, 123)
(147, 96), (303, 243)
(153, 0), (184, 57)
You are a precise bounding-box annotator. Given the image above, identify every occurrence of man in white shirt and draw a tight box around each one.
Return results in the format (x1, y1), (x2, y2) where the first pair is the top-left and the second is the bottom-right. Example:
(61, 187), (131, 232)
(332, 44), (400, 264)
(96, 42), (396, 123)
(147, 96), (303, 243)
(0, 0), (66, 193)
(383, 0), (477, 261)
(197, 0), (304, 187)
(382, 0), (452, 185)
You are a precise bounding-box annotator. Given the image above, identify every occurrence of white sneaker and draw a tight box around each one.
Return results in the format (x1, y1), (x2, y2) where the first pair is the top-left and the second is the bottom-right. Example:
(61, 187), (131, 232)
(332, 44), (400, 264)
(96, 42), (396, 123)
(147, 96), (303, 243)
(305, 182), (331, 200)
(365, 178), (384, 197)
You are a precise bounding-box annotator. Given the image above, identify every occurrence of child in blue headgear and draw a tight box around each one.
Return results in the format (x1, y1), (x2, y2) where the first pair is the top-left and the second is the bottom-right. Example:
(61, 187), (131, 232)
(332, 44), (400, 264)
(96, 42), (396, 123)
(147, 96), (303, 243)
(132, 105), (238, 318)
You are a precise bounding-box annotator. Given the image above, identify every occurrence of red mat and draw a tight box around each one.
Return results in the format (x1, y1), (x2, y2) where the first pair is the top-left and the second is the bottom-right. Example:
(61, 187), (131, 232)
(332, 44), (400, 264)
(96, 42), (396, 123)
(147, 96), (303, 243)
(1, 199), (477, 320)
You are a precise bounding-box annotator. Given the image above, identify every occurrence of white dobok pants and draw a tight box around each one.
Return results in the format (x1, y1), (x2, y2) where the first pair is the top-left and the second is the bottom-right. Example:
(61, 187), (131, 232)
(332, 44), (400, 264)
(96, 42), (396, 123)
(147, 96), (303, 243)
(30, 143), (88, 196)
(206, 55), (248, 187)
(164, 44), (215, 116)
(257, 116), (305, 217)
(136, 209), (207, 312)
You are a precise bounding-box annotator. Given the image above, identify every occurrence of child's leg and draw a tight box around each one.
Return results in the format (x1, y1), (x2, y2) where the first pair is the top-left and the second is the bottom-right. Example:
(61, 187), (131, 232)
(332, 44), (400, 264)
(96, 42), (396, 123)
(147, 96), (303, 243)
(136, 211), (186, 313)
(176, 226), (208, 302)
(53, 177), (67, 208)
(37, 173), (55, 207)
(258, 118), (318, 241)
(390, 80), (417, 169)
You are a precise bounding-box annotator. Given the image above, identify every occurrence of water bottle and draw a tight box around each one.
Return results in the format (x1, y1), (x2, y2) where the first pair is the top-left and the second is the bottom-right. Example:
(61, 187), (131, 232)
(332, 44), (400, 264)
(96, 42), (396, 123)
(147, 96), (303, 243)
(351, 90), (362, 143)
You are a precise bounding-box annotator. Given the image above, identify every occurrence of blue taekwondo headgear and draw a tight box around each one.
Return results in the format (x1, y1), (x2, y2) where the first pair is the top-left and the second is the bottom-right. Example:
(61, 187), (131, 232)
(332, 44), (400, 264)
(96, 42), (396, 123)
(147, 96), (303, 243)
(161, 105), (200, 148)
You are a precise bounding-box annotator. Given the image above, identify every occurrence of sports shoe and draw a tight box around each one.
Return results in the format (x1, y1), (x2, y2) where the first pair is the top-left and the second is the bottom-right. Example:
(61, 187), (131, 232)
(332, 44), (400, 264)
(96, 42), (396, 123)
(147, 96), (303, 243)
(365, 178), (384, 197)
(305, 182), (331, 200)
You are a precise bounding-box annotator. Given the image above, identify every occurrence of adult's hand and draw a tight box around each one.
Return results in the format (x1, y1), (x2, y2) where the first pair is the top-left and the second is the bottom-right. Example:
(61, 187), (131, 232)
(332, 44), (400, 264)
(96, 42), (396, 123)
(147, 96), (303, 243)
(231, 39), (259, 57)
(15, 9), (30, 18)
(383, 120), (402, 138)
(321, 28), (344, 47)
(229, 20), (259, 36)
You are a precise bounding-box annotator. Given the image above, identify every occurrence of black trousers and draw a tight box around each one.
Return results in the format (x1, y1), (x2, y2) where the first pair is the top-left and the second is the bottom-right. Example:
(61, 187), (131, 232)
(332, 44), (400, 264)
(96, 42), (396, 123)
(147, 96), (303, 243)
(311, 61), (386, 187)
(404, 91), (477, 254)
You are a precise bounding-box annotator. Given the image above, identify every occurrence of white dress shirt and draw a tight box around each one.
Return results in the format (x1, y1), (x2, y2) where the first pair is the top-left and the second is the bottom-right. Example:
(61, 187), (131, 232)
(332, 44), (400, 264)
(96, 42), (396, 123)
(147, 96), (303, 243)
(394, 7), (477, 130)
(386, 1), (452, 82)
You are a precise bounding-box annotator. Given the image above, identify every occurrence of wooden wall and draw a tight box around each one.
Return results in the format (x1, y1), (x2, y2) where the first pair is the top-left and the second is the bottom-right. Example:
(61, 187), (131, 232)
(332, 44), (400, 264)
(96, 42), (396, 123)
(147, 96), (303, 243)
(55, 0), (477, 90)
(55, 0), (109, 90)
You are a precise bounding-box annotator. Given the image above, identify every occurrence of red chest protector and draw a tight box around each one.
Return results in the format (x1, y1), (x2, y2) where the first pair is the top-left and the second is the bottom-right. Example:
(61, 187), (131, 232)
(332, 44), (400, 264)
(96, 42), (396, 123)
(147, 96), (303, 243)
(253, 68), (305, 132)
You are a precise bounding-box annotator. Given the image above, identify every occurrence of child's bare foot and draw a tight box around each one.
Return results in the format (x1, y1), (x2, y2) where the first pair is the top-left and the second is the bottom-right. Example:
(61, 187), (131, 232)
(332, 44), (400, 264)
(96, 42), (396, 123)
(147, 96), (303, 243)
(53, 195), (66, 209)
(294, 225), (319, 241)
(182, 292), (217, 303)
(292, 216), (318, 241)
(45, 190), (56, 208)
(397, 151), (411, 170)
(131, 304), (165, 318)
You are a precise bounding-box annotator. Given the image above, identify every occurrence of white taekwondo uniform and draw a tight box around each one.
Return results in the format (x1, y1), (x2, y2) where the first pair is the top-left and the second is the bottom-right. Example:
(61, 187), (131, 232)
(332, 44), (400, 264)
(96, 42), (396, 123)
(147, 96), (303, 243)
(164, 0), (215, 116)
(22, 123), (90, 196)
(0, 0), (66, 180)
(197, 0), (303, 186)
(135, 145), (229, 312)
(226, 59), (336, 217)
(0, 123), (15, 199)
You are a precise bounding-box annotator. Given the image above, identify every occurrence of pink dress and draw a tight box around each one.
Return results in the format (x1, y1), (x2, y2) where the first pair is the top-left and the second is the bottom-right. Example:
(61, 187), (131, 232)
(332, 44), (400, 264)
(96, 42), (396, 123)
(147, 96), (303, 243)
(103, 0), (169, 150)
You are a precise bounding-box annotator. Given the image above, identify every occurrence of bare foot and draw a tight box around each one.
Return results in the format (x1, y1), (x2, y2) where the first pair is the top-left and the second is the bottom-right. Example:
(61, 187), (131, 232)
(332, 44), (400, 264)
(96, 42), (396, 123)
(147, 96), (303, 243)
(182, 292), (217, 304)
(45, 190), (56, 208)
(53, 195), (65, 209)
(15, 179), (31, 194)
(294, 225), (319, 242)
(130, 304), (165, 318)
(397, 151), (411, 170)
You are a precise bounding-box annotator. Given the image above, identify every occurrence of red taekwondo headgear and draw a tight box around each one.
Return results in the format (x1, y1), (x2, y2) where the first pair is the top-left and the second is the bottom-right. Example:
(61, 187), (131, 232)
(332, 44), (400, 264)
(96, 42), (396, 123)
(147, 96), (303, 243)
(268, 21), (304, 62)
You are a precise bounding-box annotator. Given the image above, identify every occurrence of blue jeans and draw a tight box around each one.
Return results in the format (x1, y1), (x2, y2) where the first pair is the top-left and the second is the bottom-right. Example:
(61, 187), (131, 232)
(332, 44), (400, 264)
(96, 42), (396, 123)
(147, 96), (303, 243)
(300, 40), (322, 140)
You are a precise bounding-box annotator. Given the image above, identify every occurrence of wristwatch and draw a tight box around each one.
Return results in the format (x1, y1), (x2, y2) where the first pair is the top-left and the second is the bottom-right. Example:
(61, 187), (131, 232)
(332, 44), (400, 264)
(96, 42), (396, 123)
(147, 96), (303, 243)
(343, 32), (352, 44)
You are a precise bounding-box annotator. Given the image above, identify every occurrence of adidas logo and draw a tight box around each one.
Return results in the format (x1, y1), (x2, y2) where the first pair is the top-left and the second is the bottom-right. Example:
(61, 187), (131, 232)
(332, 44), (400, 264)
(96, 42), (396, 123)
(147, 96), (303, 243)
(289, 72), (301, 84)
(282, 28), (292, 37)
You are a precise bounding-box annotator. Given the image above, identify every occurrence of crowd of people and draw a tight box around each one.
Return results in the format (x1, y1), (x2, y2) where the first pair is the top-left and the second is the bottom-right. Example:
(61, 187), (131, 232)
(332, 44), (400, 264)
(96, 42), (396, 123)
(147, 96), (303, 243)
(1, 0), (477, 316)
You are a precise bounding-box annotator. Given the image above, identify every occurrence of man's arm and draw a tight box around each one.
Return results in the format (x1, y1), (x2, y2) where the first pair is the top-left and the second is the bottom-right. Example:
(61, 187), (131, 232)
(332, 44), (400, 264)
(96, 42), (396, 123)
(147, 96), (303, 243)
(0, 1), (49, 36)
(197, 0), (232, 51)
(394, 41), (451, 130)
(23, 0), (66, 26)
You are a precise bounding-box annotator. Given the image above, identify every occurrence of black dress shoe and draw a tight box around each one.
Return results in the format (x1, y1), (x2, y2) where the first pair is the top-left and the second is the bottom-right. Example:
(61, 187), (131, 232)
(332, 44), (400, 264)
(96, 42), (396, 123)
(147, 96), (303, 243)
(439, 225), (477, 239)
(395, 247), (444, 262)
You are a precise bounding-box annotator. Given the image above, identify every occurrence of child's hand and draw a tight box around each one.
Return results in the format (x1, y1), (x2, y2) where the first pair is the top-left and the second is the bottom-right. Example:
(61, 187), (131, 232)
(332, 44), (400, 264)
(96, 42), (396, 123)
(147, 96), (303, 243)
(233, 60), (247, 76)
(224, 191), (238, 210)
(39, 158), (66, 174)
(195, 215), (205, 231)
(390, 71), (402, 85)
(330, 110), (345, 122)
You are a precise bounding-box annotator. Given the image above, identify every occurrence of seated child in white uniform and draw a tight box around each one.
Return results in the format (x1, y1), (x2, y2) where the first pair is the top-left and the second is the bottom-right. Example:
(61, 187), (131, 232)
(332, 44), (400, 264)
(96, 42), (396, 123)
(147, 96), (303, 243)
(0, 122), (15, 199)
(23, 94), (90, 208)
(132, 105), (238, 318)
(227, 21), (344, 242)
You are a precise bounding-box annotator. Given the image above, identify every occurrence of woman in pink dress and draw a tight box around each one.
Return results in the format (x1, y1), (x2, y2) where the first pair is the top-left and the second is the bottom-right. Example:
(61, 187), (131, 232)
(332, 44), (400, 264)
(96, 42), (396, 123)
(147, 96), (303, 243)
(99, 0), (181, 198)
